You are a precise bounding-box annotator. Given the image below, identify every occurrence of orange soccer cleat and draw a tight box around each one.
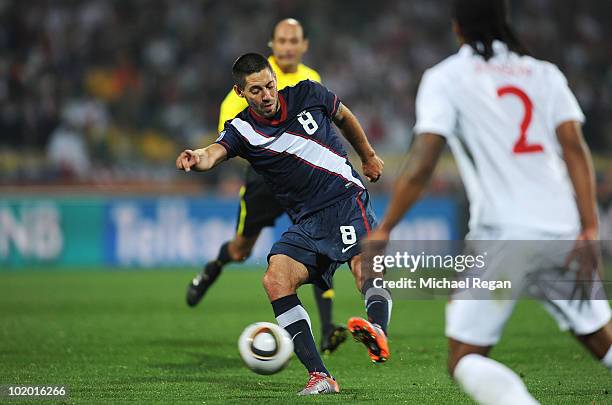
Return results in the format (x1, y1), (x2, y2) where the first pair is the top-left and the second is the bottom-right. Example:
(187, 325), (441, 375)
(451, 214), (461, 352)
(347, 317), (389, 363)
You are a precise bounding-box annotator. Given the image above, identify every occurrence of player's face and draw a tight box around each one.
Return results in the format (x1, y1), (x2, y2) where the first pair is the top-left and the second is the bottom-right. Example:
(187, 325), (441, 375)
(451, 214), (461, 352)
(237, 68), (279, 118)
(270, 22), (308, 72)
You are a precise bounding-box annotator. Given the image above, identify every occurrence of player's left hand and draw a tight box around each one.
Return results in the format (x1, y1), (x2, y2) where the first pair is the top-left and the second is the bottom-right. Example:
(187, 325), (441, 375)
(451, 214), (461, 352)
(365, 227), (391, 255)
(369, 228), (390, 242)
(565, 227), (602, 303)
(362, 154), (384, 183)
(361, 227), (391, 279)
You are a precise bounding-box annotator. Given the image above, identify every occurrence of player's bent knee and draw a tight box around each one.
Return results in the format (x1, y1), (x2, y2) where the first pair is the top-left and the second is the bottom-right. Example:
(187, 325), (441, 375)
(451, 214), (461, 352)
(263, 256), (300, 300)
(262, 272), (284, 300)
(262, 269), (284, 292)
(229, 249), (250, 262)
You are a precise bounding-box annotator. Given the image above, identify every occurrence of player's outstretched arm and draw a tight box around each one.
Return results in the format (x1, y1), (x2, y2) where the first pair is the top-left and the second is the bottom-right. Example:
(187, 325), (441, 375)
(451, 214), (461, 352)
(333, 103), (384, 182)
(372, 133), (446, 240)
(557, 120), (603, 298)
(557, 121), (599, 238)
(176, 143), (228, 172)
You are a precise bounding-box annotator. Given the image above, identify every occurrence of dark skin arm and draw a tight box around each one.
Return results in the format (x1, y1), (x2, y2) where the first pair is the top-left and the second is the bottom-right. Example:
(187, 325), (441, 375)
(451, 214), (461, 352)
(557, 121), (598, 238)
(557, 121), (601, 297)
(371, 133), (447, 240)
(333, 103), (384, 182)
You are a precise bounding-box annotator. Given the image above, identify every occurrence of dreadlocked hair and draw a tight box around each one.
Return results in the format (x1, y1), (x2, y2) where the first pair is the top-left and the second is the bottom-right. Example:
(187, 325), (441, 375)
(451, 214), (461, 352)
(452, 0), (529, 61)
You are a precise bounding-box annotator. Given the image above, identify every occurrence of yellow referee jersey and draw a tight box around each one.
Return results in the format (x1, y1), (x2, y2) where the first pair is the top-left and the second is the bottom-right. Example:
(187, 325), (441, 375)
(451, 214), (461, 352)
(217, 56), (321, 132)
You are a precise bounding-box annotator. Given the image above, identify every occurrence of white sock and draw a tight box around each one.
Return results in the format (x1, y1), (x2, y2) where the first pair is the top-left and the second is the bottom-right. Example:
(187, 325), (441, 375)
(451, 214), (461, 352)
(602, 345), (612, 370)
(454, 354), (539, 405)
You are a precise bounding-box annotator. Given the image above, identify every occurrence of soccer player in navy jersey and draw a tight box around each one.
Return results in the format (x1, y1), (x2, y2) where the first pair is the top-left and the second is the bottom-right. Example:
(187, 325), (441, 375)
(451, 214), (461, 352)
(176, 53), (391, 395)
(186, 20), (348, 357)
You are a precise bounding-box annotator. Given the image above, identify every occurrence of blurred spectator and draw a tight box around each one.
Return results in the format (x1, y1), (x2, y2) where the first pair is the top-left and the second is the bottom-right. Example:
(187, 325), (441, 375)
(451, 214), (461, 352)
(0, 0), (610, 187)
(46, 98), (108, 180)
(47, 123), (90, 180)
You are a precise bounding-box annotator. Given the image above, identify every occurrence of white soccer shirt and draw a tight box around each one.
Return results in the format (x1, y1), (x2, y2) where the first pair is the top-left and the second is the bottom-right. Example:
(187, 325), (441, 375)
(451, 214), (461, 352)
(414, 41), (585, 235)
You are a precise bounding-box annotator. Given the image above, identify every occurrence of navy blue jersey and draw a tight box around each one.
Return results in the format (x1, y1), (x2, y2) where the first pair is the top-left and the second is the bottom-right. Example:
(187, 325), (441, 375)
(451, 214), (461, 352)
(216, 80), (365, 222)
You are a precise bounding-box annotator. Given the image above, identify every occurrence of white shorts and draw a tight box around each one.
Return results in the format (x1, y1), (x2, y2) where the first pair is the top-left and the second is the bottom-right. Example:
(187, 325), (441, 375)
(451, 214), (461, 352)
(445, 227), (612, 346)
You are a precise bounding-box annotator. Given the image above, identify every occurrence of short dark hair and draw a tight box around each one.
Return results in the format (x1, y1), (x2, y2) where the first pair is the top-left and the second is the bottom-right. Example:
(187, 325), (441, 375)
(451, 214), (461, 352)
(232, 53), (273, 89)
(452, 0), (529, 61)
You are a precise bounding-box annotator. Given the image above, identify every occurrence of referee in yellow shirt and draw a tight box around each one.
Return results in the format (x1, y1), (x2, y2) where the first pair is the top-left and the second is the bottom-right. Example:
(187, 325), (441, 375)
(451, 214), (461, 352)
(186, 18), (347, 354)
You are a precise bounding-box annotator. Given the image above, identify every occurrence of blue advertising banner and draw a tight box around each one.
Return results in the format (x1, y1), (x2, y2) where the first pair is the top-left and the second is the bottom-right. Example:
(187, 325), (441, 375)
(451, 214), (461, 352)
(0, 198), (104, 268)
(102, 196), (460, 267)
(103, 197), (273, 267)
(1, 195), (460, 269)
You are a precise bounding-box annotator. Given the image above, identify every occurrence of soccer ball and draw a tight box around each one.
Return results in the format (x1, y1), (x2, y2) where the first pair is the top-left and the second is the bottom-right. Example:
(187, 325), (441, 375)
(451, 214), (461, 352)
(238, 322), (294, 375)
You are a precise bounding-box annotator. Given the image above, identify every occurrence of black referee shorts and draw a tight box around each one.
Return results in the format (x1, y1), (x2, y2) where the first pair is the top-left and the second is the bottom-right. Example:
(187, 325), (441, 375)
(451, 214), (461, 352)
(235, 166), (286, 238)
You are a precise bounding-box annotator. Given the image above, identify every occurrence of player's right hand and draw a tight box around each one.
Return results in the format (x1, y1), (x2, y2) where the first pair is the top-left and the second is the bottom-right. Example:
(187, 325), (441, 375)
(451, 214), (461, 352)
(176, 149), (200, 172)
(363, 154), (384, 183)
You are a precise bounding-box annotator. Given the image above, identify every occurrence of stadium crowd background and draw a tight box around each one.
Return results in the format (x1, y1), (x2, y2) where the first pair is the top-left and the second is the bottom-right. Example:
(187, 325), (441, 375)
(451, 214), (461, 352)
(0, 0), (610, 212)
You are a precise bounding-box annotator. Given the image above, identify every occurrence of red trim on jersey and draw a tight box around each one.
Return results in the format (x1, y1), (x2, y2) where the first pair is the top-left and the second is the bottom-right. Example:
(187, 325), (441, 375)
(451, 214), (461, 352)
(250, 124), (275, 139)
(230, 118), (274, 139)
(285, 130), (345, 160)
(287, 152), (361, 187)
(355, 191), (371, 236)
(229, 125), (364, 191)
(249, 94), (287, 126)
(330, 95), (339, 118)
(270, 150), (364, 191)
(216, 140), (232, 156)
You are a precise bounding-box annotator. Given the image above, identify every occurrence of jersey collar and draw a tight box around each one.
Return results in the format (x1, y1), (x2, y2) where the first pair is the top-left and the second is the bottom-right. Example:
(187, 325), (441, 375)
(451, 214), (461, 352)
(459, 40), (510, 58)
(249, 93), (287, 126)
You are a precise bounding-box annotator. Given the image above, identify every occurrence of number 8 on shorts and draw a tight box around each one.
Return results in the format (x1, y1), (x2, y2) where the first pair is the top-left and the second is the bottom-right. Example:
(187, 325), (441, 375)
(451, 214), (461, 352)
(340, 226), (357, 245)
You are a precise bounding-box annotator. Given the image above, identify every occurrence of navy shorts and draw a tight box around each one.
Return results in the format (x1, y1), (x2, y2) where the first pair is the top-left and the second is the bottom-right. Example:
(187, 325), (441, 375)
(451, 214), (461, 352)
(268, 190), (377, 290)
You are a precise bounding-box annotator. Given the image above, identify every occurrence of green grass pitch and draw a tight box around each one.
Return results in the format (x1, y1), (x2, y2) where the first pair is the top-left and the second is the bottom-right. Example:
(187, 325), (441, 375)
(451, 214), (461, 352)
(0, 267), (610, 404)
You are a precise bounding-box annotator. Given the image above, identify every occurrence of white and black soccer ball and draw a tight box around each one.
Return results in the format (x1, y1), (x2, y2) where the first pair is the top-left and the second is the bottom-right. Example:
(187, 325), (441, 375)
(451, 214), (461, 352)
(238, 322), (294, 375)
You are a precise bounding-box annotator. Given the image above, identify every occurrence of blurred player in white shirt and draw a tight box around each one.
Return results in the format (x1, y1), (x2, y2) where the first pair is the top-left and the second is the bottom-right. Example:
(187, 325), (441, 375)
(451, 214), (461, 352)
(371, 0), (612, 403)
